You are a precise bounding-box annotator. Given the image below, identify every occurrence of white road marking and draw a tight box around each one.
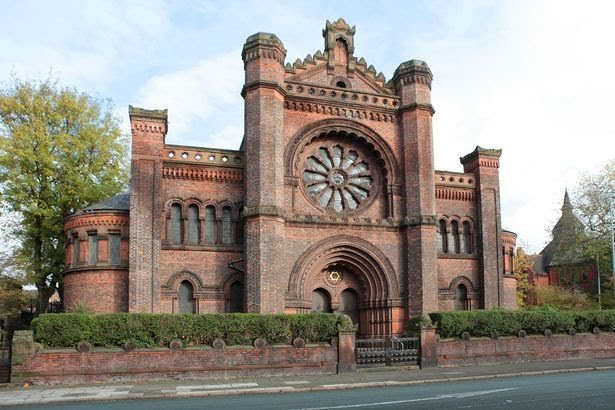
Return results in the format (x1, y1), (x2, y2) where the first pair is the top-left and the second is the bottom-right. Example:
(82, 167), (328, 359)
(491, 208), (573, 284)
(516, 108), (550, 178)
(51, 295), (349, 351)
(290, 388), (518, 410)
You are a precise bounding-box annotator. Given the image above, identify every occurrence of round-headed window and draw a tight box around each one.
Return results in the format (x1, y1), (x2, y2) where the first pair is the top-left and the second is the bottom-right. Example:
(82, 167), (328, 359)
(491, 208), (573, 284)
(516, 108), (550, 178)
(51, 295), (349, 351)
(301, 142), (375, 213)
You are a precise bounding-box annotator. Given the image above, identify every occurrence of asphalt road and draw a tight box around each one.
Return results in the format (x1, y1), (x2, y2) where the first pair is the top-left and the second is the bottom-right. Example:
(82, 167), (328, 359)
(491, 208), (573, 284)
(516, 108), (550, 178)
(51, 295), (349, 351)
(16, 369), (615, 409)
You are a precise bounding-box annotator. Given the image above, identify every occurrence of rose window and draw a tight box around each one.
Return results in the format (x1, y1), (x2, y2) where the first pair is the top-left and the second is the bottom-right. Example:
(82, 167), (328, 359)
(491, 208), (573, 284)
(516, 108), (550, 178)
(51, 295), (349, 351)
(302, 144), (373, 213)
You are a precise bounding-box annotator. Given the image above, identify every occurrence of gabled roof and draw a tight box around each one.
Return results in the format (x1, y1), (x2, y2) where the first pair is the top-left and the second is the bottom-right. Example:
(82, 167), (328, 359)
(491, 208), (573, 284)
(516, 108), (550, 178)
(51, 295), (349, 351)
(284, 18), (394, 95)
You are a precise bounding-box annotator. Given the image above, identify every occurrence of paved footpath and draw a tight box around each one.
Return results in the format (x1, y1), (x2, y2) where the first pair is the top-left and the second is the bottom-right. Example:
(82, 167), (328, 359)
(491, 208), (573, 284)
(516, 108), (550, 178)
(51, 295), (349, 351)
(1, 358), (615, 406)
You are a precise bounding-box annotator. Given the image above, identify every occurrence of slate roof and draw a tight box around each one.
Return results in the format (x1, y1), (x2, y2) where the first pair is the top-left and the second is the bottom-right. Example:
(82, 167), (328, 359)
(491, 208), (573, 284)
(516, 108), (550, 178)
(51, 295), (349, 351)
(80, 191), (130, 213)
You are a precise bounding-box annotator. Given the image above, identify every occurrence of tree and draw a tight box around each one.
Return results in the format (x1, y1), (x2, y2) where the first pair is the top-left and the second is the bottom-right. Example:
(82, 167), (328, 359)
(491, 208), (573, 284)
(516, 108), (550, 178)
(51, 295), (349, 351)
(513, 248), (533, 308)
(0, 250), (28, 318)
(573, 160), (615, 306)
(0, 77), (128, 313)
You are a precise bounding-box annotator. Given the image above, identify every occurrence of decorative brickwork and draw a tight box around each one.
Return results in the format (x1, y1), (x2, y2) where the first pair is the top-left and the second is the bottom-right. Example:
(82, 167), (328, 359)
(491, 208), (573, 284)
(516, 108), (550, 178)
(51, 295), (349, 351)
(63, 18), (516, 335)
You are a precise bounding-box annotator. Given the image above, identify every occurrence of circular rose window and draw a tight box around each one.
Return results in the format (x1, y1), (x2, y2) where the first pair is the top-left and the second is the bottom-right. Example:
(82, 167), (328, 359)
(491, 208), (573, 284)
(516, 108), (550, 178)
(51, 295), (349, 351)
(302, 144), (374, 213)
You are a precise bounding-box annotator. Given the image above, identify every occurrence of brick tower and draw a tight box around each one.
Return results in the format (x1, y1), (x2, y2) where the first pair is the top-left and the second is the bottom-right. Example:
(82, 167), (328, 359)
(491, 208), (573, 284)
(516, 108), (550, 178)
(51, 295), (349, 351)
(392, 60), (438, 316)
(241, 33), (287, 313)
(460, 147), (504, 308)
(127, 107), (167, 312)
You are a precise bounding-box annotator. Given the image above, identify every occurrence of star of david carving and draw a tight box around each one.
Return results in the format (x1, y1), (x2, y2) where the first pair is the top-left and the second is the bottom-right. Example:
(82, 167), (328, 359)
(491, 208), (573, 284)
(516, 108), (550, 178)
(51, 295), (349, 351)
(327, 270), (343, 284)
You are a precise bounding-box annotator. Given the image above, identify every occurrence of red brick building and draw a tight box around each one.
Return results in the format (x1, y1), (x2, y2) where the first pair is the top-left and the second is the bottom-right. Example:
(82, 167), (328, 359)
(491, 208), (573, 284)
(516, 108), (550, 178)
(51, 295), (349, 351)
(63, 18), (516, 336)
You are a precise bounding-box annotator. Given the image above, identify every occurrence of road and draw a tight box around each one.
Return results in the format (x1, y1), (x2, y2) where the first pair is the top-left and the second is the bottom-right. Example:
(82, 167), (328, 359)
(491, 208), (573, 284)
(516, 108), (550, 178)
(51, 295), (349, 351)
(16, 369), (615, 409)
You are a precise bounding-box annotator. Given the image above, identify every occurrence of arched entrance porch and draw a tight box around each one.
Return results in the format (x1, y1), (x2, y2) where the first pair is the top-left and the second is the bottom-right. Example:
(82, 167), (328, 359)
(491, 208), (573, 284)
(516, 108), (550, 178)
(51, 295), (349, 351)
(287, 235), (404, 337)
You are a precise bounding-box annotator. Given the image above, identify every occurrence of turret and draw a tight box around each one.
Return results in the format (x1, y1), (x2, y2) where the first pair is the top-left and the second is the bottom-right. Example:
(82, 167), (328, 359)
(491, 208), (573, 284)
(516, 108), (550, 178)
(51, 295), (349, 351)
(460, 146), (503, 307)
(128, 106), (167, 312)
(241, 32), (287, 313)
(392, 60), (438, 315)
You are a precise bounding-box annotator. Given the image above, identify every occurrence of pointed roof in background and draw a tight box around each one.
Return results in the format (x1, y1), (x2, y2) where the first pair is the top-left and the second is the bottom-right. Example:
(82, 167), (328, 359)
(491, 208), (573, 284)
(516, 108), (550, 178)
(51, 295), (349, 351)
(541, 189), (587, 268)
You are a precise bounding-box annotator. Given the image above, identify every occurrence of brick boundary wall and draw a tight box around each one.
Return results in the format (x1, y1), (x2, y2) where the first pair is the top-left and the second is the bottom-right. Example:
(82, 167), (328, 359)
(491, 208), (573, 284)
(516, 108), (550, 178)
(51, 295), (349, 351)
(436, 332), (615, 367)
(11, 329), (356, 385)
(12, 344), (337, 385)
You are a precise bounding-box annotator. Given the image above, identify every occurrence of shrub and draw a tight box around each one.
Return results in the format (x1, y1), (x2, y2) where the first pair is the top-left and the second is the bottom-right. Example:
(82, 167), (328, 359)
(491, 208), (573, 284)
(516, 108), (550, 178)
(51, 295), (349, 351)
(31, 312), (340, 348)
(426, 308), (615, 338)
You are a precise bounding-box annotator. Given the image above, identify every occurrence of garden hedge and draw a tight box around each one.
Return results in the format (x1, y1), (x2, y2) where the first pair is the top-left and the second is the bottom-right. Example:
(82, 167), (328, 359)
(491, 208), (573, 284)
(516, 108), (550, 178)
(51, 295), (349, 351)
(427, 309), (615, 339)
(31, 312), (340, 348)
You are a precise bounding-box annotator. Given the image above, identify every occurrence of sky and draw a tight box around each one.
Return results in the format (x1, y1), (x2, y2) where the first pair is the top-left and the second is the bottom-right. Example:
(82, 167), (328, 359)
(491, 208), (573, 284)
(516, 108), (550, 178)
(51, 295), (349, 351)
(1, 0), (614, 253)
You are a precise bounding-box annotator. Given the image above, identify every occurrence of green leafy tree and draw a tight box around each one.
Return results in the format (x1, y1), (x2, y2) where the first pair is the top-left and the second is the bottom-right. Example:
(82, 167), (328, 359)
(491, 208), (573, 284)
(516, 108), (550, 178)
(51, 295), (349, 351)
(0, 77), (128, 313)
(514, 248), (533, 308)
(0, 250), (28, 318)
(573, 160), (615, 306)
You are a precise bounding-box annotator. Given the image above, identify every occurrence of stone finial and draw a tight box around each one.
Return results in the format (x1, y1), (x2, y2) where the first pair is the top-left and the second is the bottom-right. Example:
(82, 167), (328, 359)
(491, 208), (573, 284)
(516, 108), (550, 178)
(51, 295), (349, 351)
(322, 18), (356, 72)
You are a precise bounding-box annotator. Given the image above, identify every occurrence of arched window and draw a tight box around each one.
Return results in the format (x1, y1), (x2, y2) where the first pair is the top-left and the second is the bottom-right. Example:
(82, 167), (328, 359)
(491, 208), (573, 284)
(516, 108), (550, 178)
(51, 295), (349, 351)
(236, 217), (244, 245)
(109, 233), (121, 265)
(228, 281), (244, 313)
(205, 205), (216, 244)
(222, 206), (232, 244)
(334, 37), (348, 65)
(509, 249), (515, 274)
(438, 219), (448, 253)
(311, 289), (331, 312)
(462, 221), (473, 253)
(502, 247), (506, 274)
(178, 280), (194, 314)
(73, 234), (80, 266)
(451, 220), (460, 254)
(88, 232), (98, 265)
(339, 288), (359, 324)
(187, 205), (199, 244)
(170, 203), (182, 244)
(455, 284), (469, 311)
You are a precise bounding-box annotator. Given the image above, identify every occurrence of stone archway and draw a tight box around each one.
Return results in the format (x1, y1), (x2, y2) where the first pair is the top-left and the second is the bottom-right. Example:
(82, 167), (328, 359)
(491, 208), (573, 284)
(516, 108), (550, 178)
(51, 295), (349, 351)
(287, 235), (403, 337)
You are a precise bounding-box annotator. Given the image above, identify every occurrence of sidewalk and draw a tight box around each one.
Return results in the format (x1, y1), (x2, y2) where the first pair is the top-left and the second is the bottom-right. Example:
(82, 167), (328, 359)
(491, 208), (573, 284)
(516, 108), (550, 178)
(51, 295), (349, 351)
(2, 358), (615, 406)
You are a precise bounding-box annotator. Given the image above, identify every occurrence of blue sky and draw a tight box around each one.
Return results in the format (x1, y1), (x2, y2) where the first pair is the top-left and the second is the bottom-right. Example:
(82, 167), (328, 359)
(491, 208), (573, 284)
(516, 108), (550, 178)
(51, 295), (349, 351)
(1, 0), (614, 253)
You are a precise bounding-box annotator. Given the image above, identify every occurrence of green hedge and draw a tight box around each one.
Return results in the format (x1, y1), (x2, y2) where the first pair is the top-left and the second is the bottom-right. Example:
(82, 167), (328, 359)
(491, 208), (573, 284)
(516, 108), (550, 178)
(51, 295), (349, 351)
(31, 313), (340, 348)
(427, 309), (615, 339)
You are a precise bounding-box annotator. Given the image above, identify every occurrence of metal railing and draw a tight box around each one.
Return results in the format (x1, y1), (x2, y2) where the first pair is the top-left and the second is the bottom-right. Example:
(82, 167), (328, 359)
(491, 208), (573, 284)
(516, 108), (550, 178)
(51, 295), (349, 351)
(356, 336), (419, 367)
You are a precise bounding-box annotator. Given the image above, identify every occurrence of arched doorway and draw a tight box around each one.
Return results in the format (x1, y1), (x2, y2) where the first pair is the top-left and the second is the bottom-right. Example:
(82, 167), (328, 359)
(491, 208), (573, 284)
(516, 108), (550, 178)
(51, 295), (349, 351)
(178, 280), (195, 314)
(339, 288), (359, 324)
(287, 235), (403, 337)
(455, 284), (469, 311)
(311, 288), (332, 312)
(228, 281), (244, 313)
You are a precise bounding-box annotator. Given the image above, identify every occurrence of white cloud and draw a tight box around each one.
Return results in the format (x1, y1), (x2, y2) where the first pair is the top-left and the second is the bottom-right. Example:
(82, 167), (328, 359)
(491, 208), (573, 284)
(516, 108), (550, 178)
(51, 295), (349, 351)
(133, 51), (245, 149)
(2, 0), (613, 253)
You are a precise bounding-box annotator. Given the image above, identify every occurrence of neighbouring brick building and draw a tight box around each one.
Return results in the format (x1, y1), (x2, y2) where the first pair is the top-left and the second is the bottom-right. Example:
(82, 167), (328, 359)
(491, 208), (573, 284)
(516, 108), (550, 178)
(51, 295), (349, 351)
(63, 18), (516, 337)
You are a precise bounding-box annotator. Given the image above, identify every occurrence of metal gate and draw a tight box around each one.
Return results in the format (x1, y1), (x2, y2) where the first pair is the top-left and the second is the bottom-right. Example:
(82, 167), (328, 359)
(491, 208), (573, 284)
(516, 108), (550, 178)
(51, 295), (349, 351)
(0, 333), (9, 383)
(356, 336), (419, 368)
